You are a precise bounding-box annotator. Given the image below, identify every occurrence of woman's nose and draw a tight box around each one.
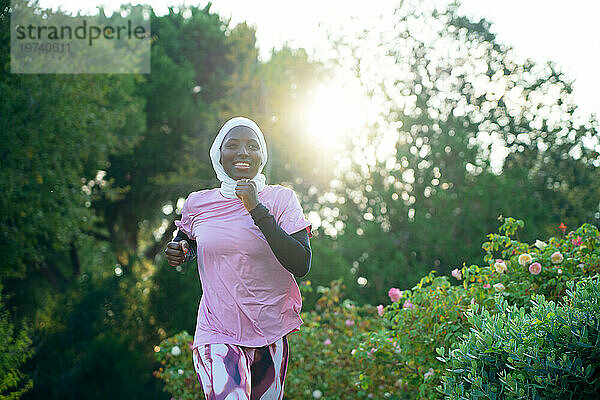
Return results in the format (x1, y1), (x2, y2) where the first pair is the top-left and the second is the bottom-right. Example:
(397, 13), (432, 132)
(237, 146), (250, 156)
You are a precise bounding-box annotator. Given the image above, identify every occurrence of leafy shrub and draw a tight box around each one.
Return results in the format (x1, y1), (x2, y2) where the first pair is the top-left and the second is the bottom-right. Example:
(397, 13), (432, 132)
(153, 331), (203, 400)
(354, 218), (600, 398)
(153, 218), (600, 399)
(286, 279), (385, 399)
(352, 273), (472, 399)
(0, 285), (33, 400)
(438, 275), (600, 399)
(479, 218), (600, 307)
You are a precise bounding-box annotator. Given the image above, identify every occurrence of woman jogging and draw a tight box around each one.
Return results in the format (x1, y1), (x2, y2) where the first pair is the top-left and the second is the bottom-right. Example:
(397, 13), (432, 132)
(164, 116), (312, 400)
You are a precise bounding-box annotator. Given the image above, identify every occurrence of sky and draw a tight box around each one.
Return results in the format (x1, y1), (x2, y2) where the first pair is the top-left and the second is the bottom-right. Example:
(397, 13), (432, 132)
(37, 0), (600, 117)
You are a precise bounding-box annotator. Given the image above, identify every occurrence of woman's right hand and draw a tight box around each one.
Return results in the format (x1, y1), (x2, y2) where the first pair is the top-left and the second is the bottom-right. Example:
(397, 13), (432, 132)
(165, 240), (189, 266)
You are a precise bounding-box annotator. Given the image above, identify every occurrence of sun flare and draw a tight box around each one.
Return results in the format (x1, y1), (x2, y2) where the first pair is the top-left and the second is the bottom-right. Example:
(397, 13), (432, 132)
(304, 82), (369, 152)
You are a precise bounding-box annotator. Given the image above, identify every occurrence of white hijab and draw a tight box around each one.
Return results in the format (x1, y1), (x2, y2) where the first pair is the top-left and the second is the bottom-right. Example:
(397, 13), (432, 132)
(209, 117), (268, 199)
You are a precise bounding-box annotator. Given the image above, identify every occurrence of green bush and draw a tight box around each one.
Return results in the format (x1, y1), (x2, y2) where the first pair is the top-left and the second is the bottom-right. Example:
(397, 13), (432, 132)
(286, 279), (385, 399)
(0, 284), (33, 400)
(438, 275), (600, 399)
(347, 273), (469, 399)
(153, 218), (600, 399)
(479, 218), (600, 307)
(353, 217), (600, 398)
(153, 331), (203, 400)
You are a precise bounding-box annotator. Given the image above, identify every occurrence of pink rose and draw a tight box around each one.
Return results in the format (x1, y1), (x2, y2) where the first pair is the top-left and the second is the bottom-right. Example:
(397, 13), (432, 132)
(494, 260), (507, 273)
(550, 251), (564, 264)
(377, 304), (384, 316)
(518, 253), (532, 266)
(345, 319), (355, 327)
(388, 288), (403, 303)
(451, 268), (462, 280)
(528, 262), (542, 275)
(572, 236), (583, 246)
(483, 283), (491, 289)
(403, 299), (415, 310)
(323, 338), (332, 346)
(493, 283), (506, 292)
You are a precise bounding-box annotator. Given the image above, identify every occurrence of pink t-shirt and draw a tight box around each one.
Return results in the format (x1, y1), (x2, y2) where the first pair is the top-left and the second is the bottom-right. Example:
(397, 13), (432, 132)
(174, 184), (312, 349)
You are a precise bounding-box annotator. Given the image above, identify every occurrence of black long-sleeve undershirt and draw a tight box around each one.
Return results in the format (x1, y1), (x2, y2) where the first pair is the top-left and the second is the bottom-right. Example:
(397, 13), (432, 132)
(173, 204), (311, 277)
(249, 203), (312, 277)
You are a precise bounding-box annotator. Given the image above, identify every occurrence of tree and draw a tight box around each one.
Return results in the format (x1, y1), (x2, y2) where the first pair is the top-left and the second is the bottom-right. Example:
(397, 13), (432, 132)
(313, 0), (600, 305)
(0, 0), (145, 305)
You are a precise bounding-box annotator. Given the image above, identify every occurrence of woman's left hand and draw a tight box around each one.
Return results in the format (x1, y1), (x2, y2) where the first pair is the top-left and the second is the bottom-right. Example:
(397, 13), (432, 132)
(235, 179), (259, 212)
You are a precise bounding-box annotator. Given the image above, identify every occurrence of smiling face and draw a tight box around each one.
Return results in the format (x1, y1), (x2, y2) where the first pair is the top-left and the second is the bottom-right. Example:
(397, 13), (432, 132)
(220, 126), (263, 180)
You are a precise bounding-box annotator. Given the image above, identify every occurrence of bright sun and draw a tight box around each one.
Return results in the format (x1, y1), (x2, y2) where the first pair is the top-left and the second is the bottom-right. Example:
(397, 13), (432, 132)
(304, 81), (369, 153)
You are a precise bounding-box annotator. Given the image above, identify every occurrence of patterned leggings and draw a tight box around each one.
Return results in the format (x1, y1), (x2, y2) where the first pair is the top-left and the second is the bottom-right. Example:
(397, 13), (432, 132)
(192, 336), (289, 400)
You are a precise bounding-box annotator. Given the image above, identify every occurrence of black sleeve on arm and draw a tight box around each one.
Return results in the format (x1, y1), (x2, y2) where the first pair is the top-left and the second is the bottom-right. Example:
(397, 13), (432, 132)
(249, 203), (312, 278)
(173, 229), (197, 263)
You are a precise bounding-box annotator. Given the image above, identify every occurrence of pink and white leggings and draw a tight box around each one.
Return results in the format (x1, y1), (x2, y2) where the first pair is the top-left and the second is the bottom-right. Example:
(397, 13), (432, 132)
(192, 336), (289, 400)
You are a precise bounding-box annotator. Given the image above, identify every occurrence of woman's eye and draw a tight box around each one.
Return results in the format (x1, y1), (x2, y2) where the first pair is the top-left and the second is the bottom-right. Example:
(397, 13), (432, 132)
(249, 145), (259, 150)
